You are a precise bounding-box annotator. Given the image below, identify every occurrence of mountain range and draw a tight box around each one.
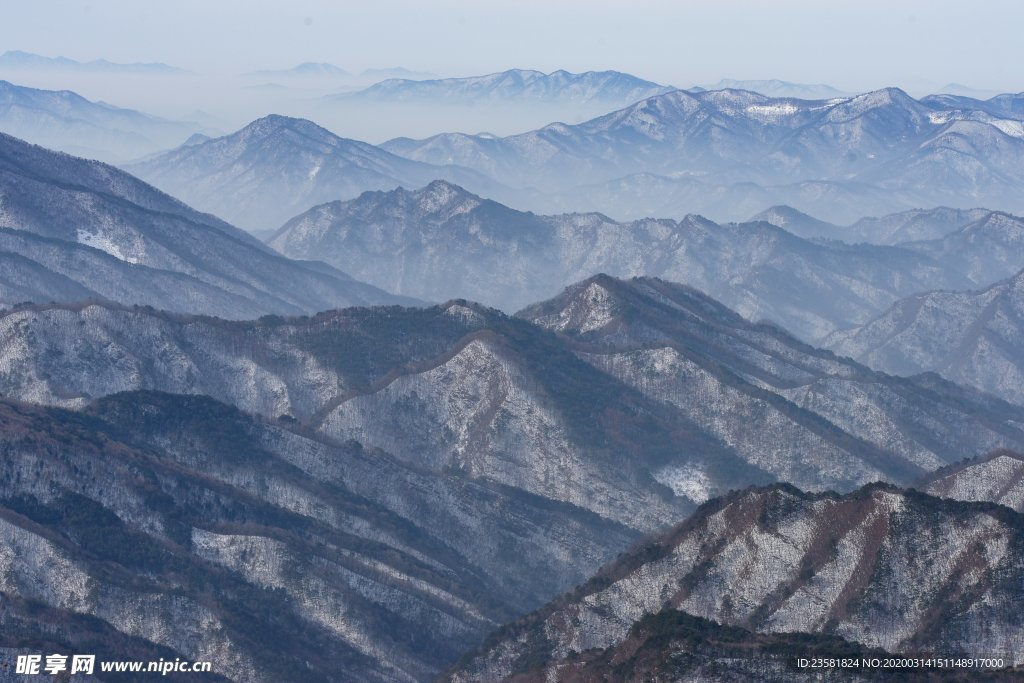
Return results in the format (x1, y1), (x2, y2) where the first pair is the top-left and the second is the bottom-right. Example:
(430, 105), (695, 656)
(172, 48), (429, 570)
(4, 273), (1024, 677)
(0, 132), (409, 316)
(3, 64), (1024, 681)
(0, 79), (206, 161)
(750, 205), (995, 243)
(3, 272), (1024, 678)
(328, 69), (672, 106)
(0, 50), (187, 75)
(382, 87), (1024, 222)
(306, 69), (677, 146)
(125, 115), (498, 231)
(269, 181), (1024, 342)
(3, 277), (1023, 506)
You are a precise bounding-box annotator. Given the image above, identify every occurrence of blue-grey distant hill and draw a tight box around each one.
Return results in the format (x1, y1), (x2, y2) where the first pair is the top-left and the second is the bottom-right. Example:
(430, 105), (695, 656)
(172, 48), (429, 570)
(0, 79), (207, 161)
(0, 50), (187, 74)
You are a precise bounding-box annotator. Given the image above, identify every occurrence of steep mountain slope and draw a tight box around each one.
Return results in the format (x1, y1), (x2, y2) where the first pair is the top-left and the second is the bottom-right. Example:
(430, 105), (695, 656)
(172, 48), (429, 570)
(898, 211), (1024, 285)
(0, 300), (732, 530)
(447, 484), (1024, 681)
(382, 87), (1024, 220)
(518, 276), (1024, 489)
(921, 450), (1024, 513)
(0, 391), (639, 681)
(125, 115), (497, 231)
(0, 132), (408, 316)
(0, 80), (204, 162)
(268, 181), (564, 309)
(3, 284), (1024, 516)
(827, 270), (1024, 406)
(270, 182), (972, 341)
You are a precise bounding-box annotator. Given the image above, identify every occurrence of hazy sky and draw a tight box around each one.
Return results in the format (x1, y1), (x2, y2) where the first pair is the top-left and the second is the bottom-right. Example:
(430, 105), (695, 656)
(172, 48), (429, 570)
(2, 0), (1022, 92)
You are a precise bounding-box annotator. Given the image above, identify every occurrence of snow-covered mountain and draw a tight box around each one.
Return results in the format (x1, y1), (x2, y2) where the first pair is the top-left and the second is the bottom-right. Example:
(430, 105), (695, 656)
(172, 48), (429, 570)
(921, 91), (1024, 118)
(126, 115), (498, 231)
(4, 278), (1023, 505)
(827, 269), (1024, 406)
(922, 450), (1024, 512)
(0, 391), (637, 682)
(382, 87), (1024, 221)
(269, 181), (1001, 342)
(0, 132), (411, 316)
(447, 483), (1024, 681)
(4, 279), (1024, 679)
(0, 80), (206, 161)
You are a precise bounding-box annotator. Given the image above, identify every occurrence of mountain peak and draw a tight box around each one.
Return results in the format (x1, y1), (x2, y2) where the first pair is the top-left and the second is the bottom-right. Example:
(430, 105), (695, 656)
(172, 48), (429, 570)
(519, 274), (625, 334)
(240, 114), (330, 137)
(413, 179), (481, 213)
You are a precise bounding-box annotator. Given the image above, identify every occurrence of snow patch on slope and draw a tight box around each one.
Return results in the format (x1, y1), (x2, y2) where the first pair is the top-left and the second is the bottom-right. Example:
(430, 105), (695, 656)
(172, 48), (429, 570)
(654, 464), (713, 503)
(76, 228), (138, 263)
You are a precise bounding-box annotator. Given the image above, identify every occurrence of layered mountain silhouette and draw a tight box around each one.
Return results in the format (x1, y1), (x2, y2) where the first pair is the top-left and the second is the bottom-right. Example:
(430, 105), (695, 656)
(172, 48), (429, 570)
(0, 132), (411, 316)
(0, 50), (187, 74)
(750, 205), (995, 243)
(126, 115), (498, 231)
(3, 278), (1023, 506)
(382, 87), (1024, 221)
(269, 182), (1024, 342)
(0, 80), (206, 161)
(3, 276), (1024, 679)
(312, 69), (675, 140)
(327, 69), (672, 106)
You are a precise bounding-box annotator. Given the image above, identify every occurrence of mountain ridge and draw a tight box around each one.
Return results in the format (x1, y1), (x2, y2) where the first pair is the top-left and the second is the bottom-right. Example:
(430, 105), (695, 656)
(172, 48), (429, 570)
(445, 482), (1024, 681)
(126, 114), (500, 231)
(0, 131), (413, 316)
(267, 181), (1024, 342)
